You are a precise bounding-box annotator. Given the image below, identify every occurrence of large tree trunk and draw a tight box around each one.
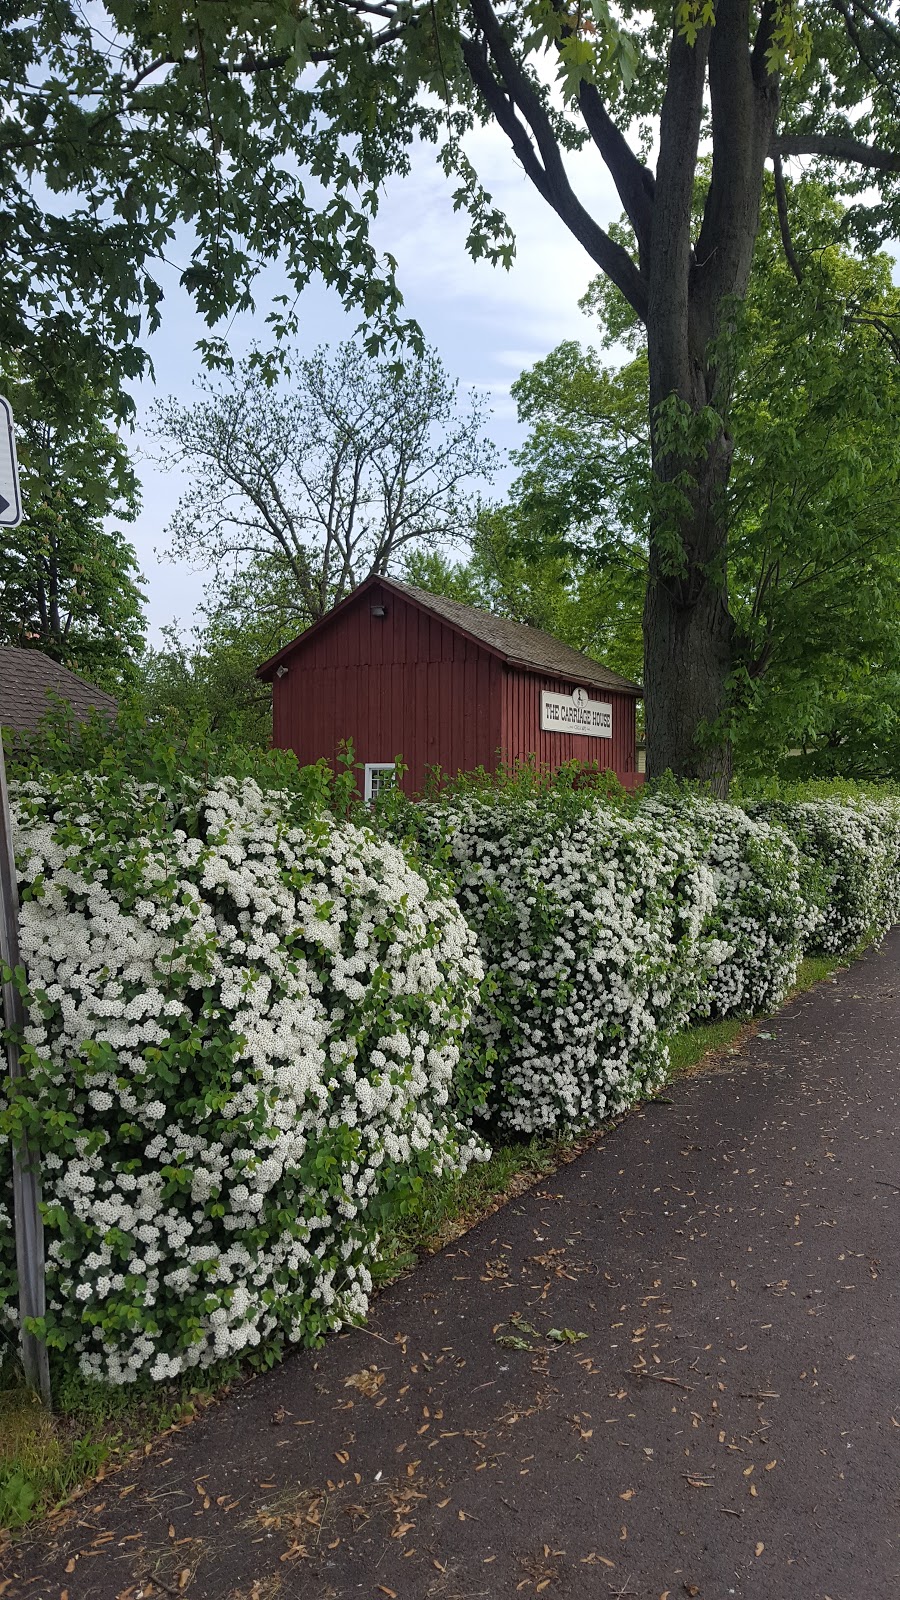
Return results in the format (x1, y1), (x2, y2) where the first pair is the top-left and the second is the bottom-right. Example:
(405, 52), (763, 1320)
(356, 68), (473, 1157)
(642, 349), (735, 792)
(640, 1), (778, 792)
(642, 441), (734, 792)
(459, 0), (784, 789)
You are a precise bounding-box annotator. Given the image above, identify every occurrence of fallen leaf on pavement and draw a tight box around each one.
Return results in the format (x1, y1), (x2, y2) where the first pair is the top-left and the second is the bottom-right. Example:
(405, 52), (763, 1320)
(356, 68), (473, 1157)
(344, 1368), (385, 1398)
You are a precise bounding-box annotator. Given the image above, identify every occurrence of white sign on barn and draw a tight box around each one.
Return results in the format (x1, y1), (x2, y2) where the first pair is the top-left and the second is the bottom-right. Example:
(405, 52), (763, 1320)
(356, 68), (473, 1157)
(540, 686), (612, 738)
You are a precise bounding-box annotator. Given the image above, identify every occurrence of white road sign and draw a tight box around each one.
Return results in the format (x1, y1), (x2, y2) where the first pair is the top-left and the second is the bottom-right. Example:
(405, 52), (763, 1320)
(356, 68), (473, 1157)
(541, 685), (612, 738)
(0, 397), (22, 527)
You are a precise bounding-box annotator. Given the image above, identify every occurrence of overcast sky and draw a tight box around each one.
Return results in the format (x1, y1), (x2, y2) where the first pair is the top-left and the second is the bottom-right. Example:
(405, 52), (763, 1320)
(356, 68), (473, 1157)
(127, 120), (624, 645)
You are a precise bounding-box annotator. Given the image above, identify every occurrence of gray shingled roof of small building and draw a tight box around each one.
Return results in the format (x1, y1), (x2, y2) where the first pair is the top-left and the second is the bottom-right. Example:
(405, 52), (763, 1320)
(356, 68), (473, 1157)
(0, 648), (117, 734)
(386, 579), (642, 696)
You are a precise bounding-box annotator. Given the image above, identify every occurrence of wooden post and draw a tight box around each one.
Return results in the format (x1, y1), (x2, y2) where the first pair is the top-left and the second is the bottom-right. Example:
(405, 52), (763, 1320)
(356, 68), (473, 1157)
(0, 739), (51, 1408)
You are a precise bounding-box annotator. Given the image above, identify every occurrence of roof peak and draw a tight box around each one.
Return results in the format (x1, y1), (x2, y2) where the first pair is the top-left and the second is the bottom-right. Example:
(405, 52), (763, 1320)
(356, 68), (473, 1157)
(257, 571), (642, 697)
(0, 646), (117, 735)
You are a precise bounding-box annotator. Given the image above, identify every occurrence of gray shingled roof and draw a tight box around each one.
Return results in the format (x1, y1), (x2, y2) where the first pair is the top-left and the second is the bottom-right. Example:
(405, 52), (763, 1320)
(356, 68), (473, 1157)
(386, 579), (642, 696)
(0, 648), (117, 734)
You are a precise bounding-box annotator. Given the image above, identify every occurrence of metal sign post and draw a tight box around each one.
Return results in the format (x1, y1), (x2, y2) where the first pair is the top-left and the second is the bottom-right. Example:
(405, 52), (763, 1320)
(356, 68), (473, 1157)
(0, 740), (50, 1407)
(0, 394), (49, 1405)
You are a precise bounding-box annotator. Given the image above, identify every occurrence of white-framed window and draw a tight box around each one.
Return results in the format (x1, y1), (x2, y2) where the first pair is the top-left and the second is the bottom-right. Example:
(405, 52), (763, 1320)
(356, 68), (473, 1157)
(364, 763), (396, 804)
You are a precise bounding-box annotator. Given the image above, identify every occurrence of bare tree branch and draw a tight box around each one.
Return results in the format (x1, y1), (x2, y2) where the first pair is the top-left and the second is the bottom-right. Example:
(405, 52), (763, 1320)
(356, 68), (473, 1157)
(153, 343), (497, 621)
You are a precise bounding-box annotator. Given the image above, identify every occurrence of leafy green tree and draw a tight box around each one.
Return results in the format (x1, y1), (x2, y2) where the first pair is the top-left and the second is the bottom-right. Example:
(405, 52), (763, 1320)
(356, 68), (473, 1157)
(0, 1), (430, 421)
(403, 507), (644, 684)
(0, 369), (145, 690)
(152, 342), (496, 625)
(484, 183), (900, 778)
(137, 557), (300, 747)
(8, 0), (900, 782)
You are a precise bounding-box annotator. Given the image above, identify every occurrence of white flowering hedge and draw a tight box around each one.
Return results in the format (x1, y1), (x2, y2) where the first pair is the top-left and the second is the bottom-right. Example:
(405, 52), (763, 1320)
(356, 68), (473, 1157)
(413, 793), (712, 1132)
(0, 775), (483, 1384)
(3, 739), (900, 1389)
(408, 785), (807, 1135)
(749, 796), (900, 955)
(640, 795), (806, 1018)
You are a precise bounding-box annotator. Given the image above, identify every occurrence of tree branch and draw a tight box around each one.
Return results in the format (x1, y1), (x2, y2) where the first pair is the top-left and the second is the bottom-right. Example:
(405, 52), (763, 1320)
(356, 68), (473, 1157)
(832, 0), (896, 101)
(836, 0), (900, 48)
(460, 36), (551, 198)
(693, 0), (779, 343)
(461, 1), (647, 317)
(772, 133), (900, 171)
(650, 22), (710, 391)
(751, 0), (778, 84)
(772, 152), (803, 283)
(575, 82), (655, 257)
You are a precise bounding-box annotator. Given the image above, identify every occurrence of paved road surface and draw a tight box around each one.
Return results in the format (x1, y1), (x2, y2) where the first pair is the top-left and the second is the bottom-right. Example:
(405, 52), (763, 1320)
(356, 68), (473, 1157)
(4, 932), (900, 1600)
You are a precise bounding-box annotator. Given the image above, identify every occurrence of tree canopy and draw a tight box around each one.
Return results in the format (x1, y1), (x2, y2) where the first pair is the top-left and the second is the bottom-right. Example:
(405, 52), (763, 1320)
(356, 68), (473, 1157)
(11, 0), (900, 398)
(152, 341), (496, 628)
(468, 182), (900, 777)
(0, 367), (145, 690)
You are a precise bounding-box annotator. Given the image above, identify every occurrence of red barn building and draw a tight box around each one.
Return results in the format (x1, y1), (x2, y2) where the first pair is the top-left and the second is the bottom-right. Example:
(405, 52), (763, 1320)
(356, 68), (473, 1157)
(258, 575), (642, 796)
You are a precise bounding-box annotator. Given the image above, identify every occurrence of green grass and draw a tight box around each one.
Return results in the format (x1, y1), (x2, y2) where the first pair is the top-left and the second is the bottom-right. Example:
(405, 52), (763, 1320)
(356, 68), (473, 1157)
(666, 1015), (746, 1074)
(372, 1133), (582, 1285)
(0, 1358), (224, 1536)
(0, 940), (868, 1541)
(794, 952), (847, 990)
(663, 951), (854, 1078)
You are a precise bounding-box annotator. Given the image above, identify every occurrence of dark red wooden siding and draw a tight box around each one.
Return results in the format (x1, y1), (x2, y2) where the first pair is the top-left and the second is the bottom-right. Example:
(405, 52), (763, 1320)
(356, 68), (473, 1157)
(270, 583), (640, 792)
(271, 584), (503, 792)
(500, 667), (638, 782)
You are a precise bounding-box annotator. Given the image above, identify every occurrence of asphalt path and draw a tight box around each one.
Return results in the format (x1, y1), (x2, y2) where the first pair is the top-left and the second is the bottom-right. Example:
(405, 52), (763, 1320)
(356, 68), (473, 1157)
(4, 931), (900, 1600)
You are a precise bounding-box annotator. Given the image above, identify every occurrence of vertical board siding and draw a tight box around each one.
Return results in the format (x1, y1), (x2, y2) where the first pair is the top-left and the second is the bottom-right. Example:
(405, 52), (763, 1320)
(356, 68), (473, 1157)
(270, 584), (640, 793)
(272, 585), (503, 793)
(499, 666), (638, 781)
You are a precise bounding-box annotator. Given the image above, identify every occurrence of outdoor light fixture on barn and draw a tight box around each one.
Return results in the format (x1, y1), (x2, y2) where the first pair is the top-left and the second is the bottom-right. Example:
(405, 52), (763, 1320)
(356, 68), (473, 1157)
(258, 575), (643, 794)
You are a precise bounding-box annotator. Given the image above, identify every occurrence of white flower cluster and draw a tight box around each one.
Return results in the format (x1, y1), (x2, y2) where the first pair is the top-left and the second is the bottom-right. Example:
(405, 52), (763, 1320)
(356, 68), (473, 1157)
(0, 775), (484, 1383)
(417, 789), (811, 1135)
(416, 793), (723, 1134)
(751, 795), (900, 955)
(641, 795), (805, 1018)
